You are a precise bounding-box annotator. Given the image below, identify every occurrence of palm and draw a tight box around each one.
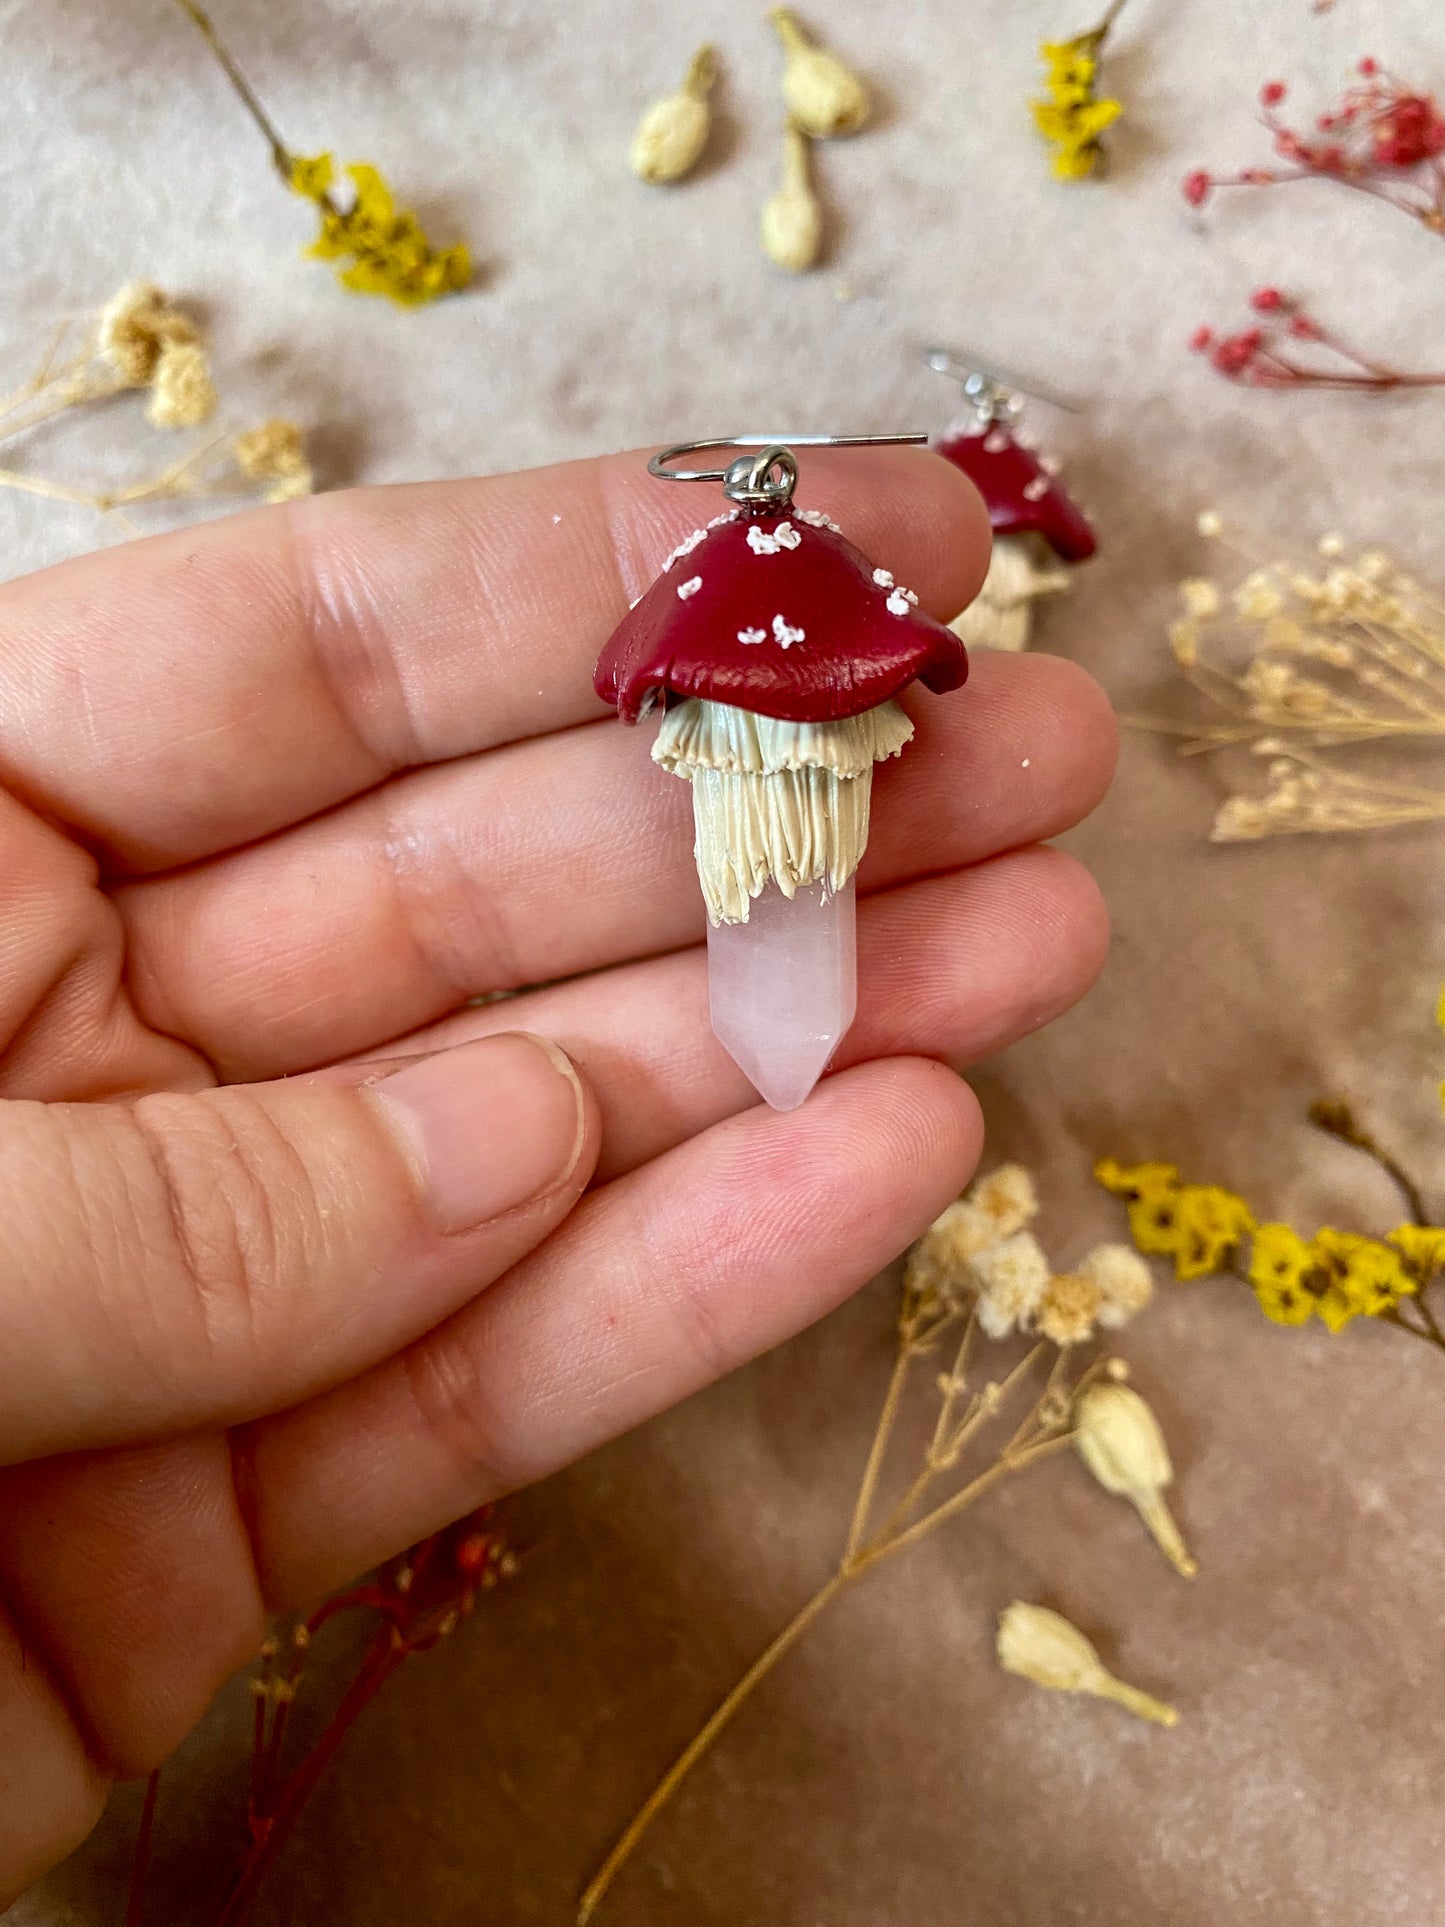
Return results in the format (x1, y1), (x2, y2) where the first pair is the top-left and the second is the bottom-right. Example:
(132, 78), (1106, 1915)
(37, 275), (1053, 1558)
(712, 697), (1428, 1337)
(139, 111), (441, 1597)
(0, 449), (1114, 1892)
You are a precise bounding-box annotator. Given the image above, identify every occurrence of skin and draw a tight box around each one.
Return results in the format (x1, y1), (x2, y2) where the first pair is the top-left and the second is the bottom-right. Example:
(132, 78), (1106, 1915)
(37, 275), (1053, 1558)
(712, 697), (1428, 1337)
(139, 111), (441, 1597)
(0, 447), (1116, 1898)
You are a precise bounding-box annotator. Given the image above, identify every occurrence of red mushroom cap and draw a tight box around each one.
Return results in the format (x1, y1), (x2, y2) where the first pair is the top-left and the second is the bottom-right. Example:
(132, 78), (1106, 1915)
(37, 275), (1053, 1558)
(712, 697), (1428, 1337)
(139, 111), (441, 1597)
(936, 423), (1097, 563)
(596, 510), (968, 725)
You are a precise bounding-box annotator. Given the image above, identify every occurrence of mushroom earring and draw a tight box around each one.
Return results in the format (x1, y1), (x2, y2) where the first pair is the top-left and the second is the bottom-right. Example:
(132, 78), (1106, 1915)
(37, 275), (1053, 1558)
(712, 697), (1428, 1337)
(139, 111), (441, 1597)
(594, 435), (969, 1111)
(926, 351), (1096, 653)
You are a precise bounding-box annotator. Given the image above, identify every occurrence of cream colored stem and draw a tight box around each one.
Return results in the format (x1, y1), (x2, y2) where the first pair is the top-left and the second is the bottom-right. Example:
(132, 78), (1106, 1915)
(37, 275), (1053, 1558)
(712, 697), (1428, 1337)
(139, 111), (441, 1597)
(1134, 1490), (1198, 1578)
(843, 1341), (914, 1560)
(576, 1568), (851, 1924)
(577, 1428), (1070, 1921)
(1091, 1674), (1178, 1727)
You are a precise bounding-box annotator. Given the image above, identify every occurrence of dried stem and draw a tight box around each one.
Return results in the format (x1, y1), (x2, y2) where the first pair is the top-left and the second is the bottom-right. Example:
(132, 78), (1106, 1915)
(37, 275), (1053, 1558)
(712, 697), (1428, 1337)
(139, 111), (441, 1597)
(577, 1322), (1081, 1923)
(1307, 1098), (1431, 1226)
(124, 1769), (162, 1927)
(170, 0), (296, 181)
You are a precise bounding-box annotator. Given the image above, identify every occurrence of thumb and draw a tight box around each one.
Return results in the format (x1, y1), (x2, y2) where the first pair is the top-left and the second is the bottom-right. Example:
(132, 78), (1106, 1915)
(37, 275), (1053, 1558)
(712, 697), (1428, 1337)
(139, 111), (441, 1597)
(0, 1032), (595, 1465)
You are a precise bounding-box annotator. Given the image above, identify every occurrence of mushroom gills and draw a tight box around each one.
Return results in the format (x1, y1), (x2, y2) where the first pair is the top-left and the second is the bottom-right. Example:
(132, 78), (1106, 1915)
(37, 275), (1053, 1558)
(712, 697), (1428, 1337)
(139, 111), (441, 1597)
(652, 696), (913, 925)
(949, 533), (1071, 654)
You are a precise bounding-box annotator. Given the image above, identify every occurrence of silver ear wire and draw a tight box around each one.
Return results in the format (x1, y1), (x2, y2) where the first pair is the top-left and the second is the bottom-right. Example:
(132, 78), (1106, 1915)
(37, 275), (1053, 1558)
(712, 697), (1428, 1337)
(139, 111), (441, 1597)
(650, 433), (928, 510)
(923, 347), (1081, 430)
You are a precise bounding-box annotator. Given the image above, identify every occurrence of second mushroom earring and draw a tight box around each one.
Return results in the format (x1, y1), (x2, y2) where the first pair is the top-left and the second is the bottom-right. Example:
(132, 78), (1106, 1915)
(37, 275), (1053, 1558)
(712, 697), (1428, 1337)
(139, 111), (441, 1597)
(927, 353), (1097, 652)
(595, 436), (969, 1110)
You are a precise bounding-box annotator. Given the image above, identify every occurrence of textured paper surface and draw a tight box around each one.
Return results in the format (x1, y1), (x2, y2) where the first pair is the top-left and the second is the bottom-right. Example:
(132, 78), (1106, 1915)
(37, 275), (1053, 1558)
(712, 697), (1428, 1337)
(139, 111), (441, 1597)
(6, 0), (1445, 1922)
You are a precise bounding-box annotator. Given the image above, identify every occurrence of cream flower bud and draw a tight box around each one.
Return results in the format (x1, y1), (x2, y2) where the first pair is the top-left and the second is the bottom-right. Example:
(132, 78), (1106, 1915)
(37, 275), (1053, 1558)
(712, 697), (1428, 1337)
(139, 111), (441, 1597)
(145, 339), (217, 429)
(768, 8), (869, 138)
(1075, 1382), (1197, 1578)
(630, 46), (718, 183)
(996, 1603), (1179, 1727)
(760, 119), (822, 272)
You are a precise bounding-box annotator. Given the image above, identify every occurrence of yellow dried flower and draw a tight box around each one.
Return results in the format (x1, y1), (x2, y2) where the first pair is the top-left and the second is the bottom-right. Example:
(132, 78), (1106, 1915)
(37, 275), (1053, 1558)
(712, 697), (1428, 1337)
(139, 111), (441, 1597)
(146, 339), (217, 429)
(761, 119), (823, 272)
(1031, 35), (1122, 181)
(98, 282), (200, 387)
(290, 155), (471, 306)
(233, 419), (313, 503)
(1094, 1162), (1254, 1282)
(996, 1603), (1178, 1726)
(768, 8), (869, 139)
(1075, 1382), (1196, 1577)
(631, 45), (717, 183)
(966, 1232), (1052, 1340)
(1390, 1223), (1445, 1280)
(1035, 1269), (1101, 1346)
(1248, 1223), (1316, 1325)
(1311, 1228), (1414, 1332)
(1078, 1243), (1154, 1328)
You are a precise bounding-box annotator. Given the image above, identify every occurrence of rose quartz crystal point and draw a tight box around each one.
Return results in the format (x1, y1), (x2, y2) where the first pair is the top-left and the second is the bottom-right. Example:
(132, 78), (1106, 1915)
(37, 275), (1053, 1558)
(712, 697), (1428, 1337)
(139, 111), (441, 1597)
(706, 879), (857, 1110)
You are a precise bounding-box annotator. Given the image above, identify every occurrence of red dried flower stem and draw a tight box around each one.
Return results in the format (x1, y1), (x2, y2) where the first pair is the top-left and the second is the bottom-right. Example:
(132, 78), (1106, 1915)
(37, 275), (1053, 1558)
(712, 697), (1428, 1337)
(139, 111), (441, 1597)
(1185, 61), (1445, 235)
(211, 1636), (406, 1927)
(123, 1769), (162, 1927)
(126, 1509), (508, 1927)
(1191, 290), (1445, 391)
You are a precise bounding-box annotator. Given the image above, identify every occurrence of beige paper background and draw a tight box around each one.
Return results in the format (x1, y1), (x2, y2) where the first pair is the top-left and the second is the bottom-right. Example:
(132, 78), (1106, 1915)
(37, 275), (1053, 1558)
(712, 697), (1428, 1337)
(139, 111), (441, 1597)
(5, 0), (1445, 1921)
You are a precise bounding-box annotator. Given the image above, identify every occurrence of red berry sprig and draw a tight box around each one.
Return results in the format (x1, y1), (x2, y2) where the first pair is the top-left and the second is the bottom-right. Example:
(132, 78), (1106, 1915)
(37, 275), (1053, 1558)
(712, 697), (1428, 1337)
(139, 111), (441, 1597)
(1190, 288), (1445, 392)
(1184, 60), (1445, 235)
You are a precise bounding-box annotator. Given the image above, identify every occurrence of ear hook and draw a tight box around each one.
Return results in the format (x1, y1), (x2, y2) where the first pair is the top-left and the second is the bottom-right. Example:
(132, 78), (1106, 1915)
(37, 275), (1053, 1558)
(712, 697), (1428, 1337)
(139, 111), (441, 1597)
(922, 347), (1082, 427)
(649, 433), (928, 511)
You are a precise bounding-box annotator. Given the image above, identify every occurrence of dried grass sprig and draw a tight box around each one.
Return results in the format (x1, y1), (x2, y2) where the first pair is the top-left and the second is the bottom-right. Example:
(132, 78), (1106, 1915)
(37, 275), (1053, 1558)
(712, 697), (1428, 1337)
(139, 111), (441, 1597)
(1133, 519), (1445, 842)
(0, 287), (313, 535)
(577, 1166), (1161, 1923)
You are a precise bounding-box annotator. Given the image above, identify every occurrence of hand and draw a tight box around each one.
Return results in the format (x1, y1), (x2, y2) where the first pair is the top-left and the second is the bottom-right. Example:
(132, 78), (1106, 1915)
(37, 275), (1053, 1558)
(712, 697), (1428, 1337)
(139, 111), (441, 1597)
(0, 448), (1114, 1896)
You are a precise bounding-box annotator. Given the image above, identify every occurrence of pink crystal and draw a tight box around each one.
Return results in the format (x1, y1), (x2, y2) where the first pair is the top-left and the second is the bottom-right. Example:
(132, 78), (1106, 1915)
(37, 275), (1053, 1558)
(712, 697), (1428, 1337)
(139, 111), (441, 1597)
(706, 879), (857, 1111)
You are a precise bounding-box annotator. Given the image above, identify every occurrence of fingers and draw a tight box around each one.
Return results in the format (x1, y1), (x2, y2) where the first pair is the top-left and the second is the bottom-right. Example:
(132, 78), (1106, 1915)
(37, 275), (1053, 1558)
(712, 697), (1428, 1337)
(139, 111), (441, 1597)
(0, 1602), (107, 1906)
(242, 1057), (983, 1604)
(0, 449), (987, 873)
(0, 1034), (597, 1464)
(119, 652), (1117, 1080)
(0, 1435), (264, 1779)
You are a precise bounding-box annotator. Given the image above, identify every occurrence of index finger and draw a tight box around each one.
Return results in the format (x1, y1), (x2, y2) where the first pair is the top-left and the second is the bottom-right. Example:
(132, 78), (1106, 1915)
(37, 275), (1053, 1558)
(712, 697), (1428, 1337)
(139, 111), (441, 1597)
(0, 449), (989, 873)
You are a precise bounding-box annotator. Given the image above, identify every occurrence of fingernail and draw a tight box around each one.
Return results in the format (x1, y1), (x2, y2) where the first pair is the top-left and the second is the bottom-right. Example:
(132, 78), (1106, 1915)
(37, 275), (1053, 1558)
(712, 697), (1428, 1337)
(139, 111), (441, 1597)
(370, 1033), (585, 1234)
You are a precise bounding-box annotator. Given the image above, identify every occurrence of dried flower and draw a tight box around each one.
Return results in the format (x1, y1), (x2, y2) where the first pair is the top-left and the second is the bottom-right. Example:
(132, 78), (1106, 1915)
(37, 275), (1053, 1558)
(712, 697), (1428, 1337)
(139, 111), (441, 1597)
(996, 1603), (1179, 1725)
(1098, 1113), (1445, 1354)
(631, 45), (718, 183)
(1136, 527), (1445, 842)
(1030, 8), (1126, 182)
(145, 338), (217, 429)
(98, 281), (200, 386)
(1075, 1382), (1196, 1576)
(1079, 1243), (1154, 1327)
(1034, 1268), (1101, 1346)
(171, 1), (469, 305)
(1184, 61), (1445, 239)
(768, 8), (869, 139)
(233, 418), (313, 502)
(1189, 290), (1445, 393)
(967, 1233), (1052, 1339)
(290, 156), (471, 306)
(761, 118), (823, 271)
(0, 288), (319, 532)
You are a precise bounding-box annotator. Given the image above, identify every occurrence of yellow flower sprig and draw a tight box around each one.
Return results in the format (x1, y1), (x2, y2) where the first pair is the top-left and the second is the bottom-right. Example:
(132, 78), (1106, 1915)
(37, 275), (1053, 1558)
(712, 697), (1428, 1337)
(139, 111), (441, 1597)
(1031, 0), (1127, 181)
(171, 0), (470, 305)
(1096, 1103), (1445, 1350)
